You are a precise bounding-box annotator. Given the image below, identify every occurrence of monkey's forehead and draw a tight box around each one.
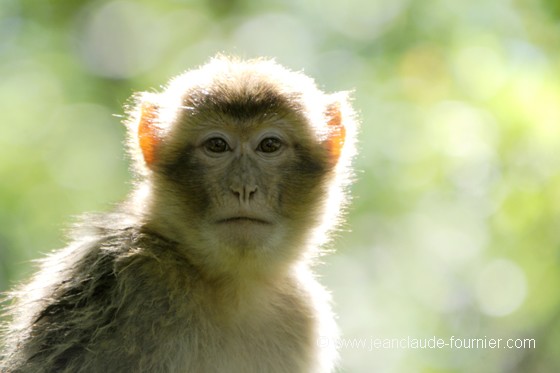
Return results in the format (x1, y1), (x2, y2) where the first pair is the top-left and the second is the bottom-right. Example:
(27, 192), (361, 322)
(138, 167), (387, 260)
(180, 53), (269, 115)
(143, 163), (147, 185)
(185, 87), (304, 121)
(178, 114), (309, 137)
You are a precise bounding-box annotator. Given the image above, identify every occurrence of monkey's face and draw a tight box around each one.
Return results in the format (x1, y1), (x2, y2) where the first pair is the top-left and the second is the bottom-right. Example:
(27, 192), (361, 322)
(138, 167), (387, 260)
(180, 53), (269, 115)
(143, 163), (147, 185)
(153, 113), (331, 264)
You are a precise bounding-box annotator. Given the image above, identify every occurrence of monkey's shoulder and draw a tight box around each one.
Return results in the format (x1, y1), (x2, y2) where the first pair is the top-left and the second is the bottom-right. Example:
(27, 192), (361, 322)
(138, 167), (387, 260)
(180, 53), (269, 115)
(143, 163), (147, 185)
(32, 216), (182, 312)
(56, 212), (193, 298)
(3, 215), (195, 371)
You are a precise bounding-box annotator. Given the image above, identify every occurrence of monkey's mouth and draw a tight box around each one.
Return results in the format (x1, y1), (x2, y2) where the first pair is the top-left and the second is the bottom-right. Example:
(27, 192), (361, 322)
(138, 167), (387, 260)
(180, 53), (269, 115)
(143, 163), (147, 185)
(218, 217), (271, 225)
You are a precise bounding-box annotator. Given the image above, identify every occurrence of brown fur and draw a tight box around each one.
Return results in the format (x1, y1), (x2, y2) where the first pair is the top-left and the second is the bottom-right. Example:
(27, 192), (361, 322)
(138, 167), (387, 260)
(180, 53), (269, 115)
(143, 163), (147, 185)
(0, 56), (357, 372)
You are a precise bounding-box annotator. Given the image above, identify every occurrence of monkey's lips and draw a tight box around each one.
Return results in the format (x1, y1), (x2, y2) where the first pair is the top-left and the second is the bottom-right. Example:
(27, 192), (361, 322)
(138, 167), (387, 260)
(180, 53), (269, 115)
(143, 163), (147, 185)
(217, 216), (271, 225)
(218, 217), (271, 224)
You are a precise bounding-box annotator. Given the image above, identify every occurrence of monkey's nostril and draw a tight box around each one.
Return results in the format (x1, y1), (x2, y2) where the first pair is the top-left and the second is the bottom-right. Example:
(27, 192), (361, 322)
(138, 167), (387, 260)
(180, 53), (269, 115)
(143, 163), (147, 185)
(247, 186), (257, 199)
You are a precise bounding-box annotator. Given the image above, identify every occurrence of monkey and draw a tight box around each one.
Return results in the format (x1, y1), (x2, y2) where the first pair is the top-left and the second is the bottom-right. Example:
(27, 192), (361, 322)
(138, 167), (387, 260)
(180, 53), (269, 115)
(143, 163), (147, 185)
(0, 55), (357, 373)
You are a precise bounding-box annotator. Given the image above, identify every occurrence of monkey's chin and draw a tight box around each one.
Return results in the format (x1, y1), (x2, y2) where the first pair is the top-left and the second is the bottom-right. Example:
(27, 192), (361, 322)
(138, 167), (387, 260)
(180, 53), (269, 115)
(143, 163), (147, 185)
(214, 218), (275, 250)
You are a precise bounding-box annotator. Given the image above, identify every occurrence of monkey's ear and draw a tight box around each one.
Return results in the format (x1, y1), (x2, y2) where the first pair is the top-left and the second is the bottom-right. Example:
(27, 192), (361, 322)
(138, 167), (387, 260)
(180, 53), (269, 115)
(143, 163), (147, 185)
(137, 101), (161, 168)
(325, 101), (347, 164)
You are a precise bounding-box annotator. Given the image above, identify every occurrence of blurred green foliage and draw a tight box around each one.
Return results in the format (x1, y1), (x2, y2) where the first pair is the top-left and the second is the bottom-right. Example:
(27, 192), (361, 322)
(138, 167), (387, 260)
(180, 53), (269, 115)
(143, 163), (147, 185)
(1, 0), (560, 371)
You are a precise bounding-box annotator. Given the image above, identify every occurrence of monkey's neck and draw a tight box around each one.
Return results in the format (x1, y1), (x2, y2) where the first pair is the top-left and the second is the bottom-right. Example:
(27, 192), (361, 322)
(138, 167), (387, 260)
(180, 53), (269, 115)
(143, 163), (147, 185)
(204, 272), (279, 311)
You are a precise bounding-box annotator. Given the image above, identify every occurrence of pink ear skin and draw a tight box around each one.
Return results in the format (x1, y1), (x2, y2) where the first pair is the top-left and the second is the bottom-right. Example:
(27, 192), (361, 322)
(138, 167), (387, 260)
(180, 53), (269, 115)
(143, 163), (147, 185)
(138, 102), (160, 168)
(325, 102), (346, 165)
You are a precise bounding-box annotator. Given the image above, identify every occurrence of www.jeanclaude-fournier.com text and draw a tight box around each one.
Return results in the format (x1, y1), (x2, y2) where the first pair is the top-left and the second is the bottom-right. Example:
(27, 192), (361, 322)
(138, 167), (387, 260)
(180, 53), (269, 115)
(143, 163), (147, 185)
(317, 336), (536, 351)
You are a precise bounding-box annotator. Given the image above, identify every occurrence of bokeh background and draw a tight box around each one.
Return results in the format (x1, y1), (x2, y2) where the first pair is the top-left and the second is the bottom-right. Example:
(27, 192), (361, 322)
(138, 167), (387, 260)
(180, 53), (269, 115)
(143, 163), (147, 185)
(1, 0), (560, 371)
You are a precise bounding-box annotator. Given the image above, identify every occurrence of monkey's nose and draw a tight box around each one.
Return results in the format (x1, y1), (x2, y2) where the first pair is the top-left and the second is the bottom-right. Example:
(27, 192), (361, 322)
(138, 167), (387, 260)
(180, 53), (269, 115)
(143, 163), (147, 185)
(230, 184), (258, 203)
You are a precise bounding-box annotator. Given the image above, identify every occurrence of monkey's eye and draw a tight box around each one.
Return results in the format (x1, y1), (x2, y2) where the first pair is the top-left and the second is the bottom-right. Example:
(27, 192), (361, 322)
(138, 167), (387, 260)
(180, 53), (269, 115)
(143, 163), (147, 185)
(257, 137), (282, 153)
(204, 137), (230, 153)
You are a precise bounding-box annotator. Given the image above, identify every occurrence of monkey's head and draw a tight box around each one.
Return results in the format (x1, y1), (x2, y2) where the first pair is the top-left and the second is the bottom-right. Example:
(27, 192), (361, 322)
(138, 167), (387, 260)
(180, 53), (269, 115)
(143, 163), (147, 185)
(126, 56), (356, 277)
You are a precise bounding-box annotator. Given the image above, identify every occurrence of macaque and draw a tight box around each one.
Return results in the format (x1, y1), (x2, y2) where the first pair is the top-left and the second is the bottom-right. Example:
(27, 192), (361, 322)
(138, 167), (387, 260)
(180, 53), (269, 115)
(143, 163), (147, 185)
(0, 56), (357, 372)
